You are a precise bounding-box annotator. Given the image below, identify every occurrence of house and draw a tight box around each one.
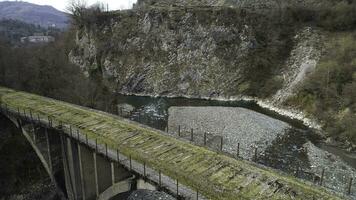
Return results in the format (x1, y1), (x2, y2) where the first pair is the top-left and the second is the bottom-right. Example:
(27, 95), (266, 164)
(21, 35), (55, 44)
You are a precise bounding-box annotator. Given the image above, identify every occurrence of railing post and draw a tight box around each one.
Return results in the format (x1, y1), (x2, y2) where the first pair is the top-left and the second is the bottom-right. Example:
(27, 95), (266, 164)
(204, 132), (207, 146)
(105, 143), (109, 158)
(254, 148), (258, 161)
(178, 125), (181, 137)
(33, 126), (36, 143)
(5, 103), (8, 114)
(129, 155), (132, 171)
(105, 143), (108, 158)
(190, 128), (194, 142)
(237, 143), (240, 158)
(320, 168), (325, 186)
(30, 110), (33, 121)
(70, 126), (73, 138)
(143, 162), (146, 179)
(220, 137), (223, 152)
(176, 179), (179, 197)
(348, 177), (353, 195)
(159, 170), (162, 188)
(49, 118), (52, 128)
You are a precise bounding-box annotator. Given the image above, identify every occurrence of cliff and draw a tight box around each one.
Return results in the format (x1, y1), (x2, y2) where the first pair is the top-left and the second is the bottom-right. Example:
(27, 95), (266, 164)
(69, 0), (356, 146)
(70, 5), (308, 98)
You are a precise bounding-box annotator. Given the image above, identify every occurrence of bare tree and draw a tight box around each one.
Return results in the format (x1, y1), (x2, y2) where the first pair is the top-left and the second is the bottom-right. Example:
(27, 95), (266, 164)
(66, 0), (105, 28)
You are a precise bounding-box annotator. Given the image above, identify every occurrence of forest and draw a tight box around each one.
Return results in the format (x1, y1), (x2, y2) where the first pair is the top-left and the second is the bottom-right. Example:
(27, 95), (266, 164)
(0, 20), (114, 113)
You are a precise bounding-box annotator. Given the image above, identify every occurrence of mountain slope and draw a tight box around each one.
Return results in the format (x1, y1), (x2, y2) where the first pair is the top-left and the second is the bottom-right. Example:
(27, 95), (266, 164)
(70, 0), (356, 147)
(0, 1), (69, 29)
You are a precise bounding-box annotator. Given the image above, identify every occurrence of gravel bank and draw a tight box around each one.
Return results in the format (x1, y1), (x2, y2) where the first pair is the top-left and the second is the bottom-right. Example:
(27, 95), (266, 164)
(304, 142), (356, 198)
(168, 106), (290, 159)
(128, 190), (175, 200)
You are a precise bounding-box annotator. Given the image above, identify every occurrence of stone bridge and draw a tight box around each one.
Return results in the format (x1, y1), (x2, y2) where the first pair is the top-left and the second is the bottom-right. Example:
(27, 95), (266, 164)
(0, 86), (344, 200)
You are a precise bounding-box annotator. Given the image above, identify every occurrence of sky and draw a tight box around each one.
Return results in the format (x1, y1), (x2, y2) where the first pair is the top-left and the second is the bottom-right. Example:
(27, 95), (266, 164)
(1, 0), (137, 11)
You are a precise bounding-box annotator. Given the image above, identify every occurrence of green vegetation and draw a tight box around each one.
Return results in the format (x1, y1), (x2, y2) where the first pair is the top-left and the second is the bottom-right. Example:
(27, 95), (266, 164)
(287, 32), (356, 144)
(291, 1), (356, 31)
(0, 86), (343, 200)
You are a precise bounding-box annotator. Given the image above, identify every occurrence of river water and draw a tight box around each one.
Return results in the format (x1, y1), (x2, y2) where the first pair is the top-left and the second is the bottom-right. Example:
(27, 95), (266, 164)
(113, 94), (356, 198)
(115, 94), (308, 130)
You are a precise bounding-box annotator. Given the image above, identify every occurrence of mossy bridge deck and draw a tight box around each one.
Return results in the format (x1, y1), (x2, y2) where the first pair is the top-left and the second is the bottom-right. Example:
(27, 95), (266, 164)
(0, 86), (342, 200)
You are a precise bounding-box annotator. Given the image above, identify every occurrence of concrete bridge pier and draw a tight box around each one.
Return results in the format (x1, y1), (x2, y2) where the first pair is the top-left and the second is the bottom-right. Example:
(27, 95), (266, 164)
(60, 135), (82, 200)
(60, 134), (134, 200)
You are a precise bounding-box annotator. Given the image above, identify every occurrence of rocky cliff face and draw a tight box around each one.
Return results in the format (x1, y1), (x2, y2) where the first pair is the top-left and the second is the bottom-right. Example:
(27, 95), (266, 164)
(70, 5), (311, 99)
(135, 0), (323, 10)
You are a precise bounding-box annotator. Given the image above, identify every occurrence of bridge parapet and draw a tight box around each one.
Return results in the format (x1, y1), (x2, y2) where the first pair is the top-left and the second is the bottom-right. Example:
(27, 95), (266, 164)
(0, 86), (345, 200)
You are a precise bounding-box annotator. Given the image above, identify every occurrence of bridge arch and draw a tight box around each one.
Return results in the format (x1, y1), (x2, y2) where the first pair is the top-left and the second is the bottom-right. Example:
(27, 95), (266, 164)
(0, 113), (66, 199)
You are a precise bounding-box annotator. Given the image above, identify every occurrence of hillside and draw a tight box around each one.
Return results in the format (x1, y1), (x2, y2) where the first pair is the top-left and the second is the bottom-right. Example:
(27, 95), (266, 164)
(0, 1), (69, 29)
(69, 0), (356, 148)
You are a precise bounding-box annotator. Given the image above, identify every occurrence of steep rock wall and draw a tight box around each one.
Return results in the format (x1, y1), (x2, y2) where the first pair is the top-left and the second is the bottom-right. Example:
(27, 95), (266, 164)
(70, 7), (301, 98)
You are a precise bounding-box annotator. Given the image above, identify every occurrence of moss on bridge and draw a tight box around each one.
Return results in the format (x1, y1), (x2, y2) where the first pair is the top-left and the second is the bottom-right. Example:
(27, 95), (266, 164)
(0, 86), (343, 200)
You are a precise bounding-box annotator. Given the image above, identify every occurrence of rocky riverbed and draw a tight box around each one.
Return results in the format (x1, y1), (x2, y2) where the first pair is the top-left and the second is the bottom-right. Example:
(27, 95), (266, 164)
(167, 106), (291, 159)
(304, 142), (356, 198)
(165, 106), (356, 197)
(127, 190), (175, 200)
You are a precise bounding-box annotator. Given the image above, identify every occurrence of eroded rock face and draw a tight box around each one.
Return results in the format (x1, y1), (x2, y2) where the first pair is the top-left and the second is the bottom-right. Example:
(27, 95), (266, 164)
(272, 27), (322, 103)
(70, 6), (300, 98)
(135, 0), (324, 10)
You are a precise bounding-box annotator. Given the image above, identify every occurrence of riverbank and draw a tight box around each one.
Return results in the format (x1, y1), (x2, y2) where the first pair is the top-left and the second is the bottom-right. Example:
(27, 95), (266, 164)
(117, 90), (356, 153)
(118, 91), (321, 131)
